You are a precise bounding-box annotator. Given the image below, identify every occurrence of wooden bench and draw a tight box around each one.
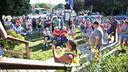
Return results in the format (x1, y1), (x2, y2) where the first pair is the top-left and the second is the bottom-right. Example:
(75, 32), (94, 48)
(0, 57), (80, 71)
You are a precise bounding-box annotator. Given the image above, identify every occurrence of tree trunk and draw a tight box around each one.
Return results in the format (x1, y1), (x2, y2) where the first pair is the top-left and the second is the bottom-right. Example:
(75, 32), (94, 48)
(126, 6), (128, 15)
(121, 8), (124, 15)
(0, 15), (5, 28)
(90, 5), (93, 13)
(0, 15), (4, 25)
(111, 8), (114, 16)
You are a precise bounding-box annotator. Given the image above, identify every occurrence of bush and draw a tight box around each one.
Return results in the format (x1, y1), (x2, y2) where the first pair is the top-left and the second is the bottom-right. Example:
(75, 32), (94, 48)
(30, 50), (53, 60)
(81, 46), (128, 72)
(0, 30), (25, 53)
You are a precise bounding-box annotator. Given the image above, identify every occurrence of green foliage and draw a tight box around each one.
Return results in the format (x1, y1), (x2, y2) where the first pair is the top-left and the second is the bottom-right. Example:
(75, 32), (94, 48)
(34, 3), (51, 9)
(0, 0), (31, 16)
(0, 30), (24, 50)
(53, 3), (64, 10)
(74, 0), (128, 15)
(30, 50), (53, 60)
(74, 0), (85, 12)
(81, 46), (128, 72)
(7, 30), (24, 40)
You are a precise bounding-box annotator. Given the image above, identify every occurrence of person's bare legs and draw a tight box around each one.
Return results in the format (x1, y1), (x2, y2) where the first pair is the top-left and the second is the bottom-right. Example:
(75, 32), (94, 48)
(52, 44), (59, 58)
(122, 38), (126, 45)
(44, 37), (48, 45)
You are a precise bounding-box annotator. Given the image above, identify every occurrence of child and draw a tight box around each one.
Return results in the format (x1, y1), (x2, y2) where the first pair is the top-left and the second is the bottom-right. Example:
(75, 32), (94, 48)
(102, 29), (109, 46)
(67, 27), (75, 40)
(42, 28), (52, 48)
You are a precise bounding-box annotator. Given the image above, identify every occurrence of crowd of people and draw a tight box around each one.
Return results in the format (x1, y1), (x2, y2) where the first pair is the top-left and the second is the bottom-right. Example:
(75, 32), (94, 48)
(1, 14), (128, 64)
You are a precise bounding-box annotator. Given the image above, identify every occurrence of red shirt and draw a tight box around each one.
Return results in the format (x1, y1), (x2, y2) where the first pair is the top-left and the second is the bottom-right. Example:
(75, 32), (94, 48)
(60, 29), (67, 36)
(53, 29), (60, 36)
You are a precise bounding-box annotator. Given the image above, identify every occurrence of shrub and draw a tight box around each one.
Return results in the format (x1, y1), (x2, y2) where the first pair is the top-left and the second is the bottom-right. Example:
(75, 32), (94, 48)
(81, 46), (128, 72)
(0, 30), (24, 52)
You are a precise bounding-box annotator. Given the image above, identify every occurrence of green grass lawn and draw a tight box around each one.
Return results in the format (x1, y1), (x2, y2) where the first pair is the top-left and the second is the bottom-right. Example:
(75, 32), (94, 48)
(24, 32), (52, 60)
(4, 29), (86, 60)
(24, 29), (84, 61)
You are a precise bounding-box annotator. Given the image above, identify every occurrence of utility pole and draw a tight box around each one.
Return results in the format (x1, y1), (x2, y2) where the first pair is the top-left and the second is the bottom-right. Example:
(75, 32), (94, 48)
(90, 5), (93, 13)
(126, 6), (128, 15)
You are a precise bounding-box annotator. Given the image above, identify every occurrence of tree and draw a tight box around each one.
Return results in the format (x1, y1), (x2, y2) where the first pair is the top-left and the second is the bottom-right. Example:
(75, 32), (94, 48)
(73, 0), (85, 13)
(54, 3), (64, 10)
(0, 0), (31, 24)
(74, 0), (128, 15)
(34, 3), (51, 9)
(65, 3), (71, 9)
(56, 0), (128, 15)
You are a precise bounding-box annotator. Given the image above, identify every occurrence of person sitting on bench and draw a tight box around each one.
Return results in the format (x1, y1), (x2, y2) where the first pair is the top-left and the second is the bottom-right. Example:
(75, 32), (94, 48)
(42, 27), (52, 48)
(52, 40), (79, 64)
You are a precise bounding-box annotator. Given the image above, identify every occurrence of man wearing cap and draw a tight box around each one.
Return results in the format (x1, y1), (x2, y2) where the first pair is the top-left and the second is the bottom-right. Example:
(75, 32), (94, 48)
(89, 21), (102, 54)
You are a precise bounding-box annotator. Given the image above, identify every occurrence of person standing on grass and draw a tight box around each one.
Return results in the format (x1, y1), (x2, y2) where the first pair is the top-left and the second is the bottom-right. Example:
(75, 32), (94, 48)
(109, 16), (117, 42)
(32, 18), (37, 31)
(89, 21), (102, 58)
(67, 24), (75, 40)
(58, 17), (61, 30)
(67, 18), (72, 29)
(25, 16), (32, 34)
(118, 21), (128, 45)
(38, 17), (43, 33)
(53, 17), (59, 30)
(80, 18), (86, 37)
(85, 17), (93, 38)
(102, 29), (109, 47)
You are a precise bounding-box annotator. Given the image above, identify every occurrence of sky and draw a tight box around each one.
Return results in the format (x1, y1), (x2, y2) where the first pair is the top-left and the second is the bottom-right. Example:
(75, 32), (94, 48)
(30, 0), (65, 5)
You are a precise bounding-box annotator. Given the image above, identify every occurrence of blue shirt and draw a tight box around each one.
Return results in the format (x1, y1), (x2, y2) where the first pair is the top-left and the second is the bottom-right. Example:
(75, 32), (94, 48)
(89, 29), (102, 50)
(0, 47), (4, 55)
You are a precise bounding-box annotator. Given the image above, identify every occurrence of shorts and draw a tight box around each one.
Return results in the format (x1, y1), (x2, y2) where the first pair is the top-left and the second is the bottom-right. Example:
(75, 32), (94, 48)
(80, 26), (85, 33)
(122, 34), (128, 40)
(118, 33), (128, 40)
(44, 36), (50, 40)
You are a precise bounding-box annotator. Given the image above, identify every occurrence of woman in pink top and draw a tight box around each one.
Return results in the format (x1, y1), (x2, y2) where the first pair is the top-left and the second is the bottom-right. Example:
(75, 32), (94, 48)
(16, 17), (22, 26)
(118, 21), (128, 45)
(25, 17), (32, 34)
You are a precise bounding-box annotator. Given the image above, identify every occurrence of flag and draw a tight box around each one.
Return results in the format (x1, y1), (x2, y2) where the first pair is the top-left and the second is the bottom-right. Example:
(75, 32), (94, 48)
(66, 0), (74, 9)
